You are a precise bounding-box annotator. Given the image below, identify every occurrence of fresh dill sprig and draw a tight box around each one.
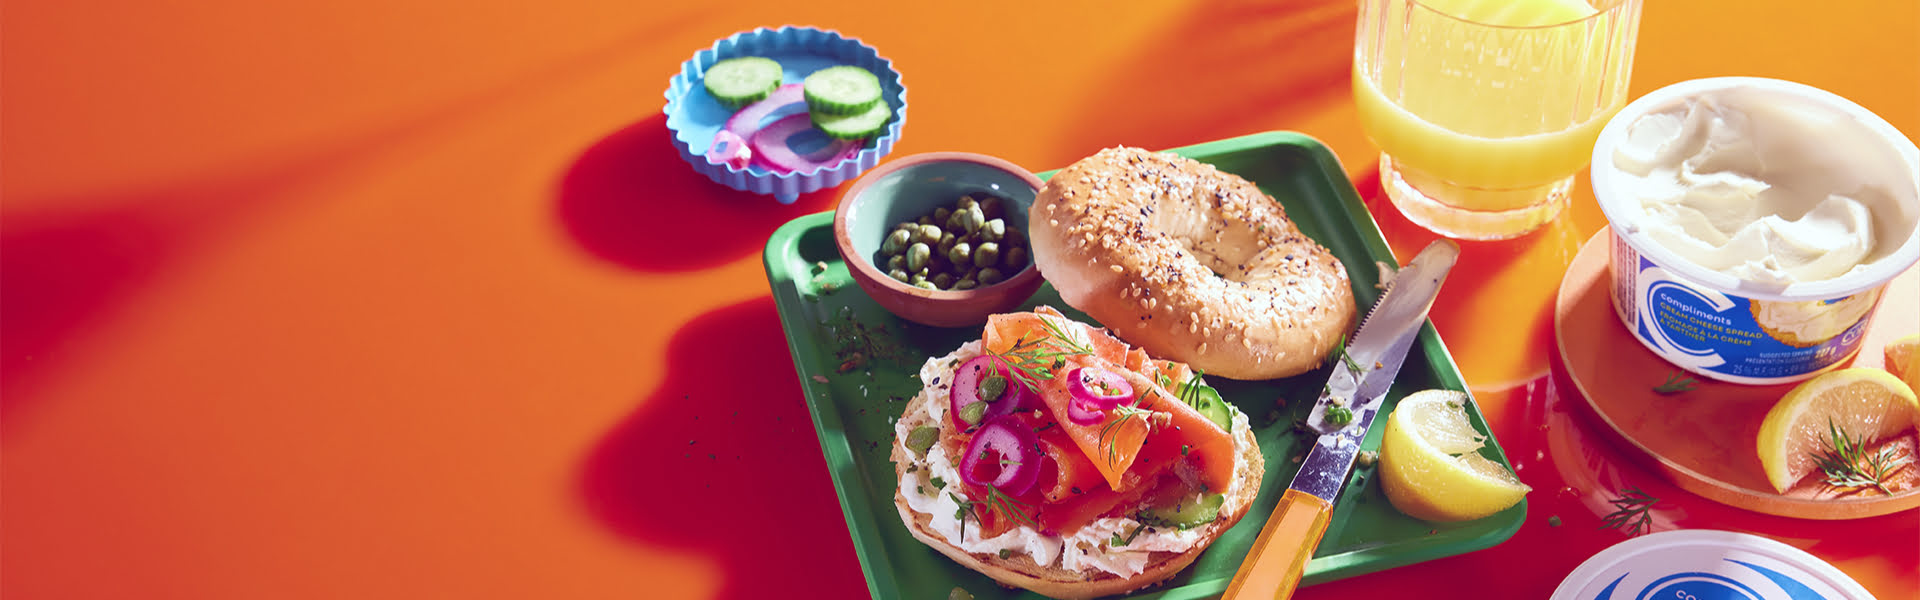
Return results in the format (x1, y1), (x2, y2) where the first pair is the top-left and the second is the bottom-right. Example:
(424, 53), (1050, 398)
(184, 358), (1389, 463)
(1324, 333), (1365, 373)
(1814, 418), (1910, 494)
(1098, 403), (1167, 468)
(1175, 369), (1208, 407)
(983, 484), (1038, 530)
(1652, 370), (1698, 395)
(989, 317), (1095, 391)
(1599, 487), (1659, 536)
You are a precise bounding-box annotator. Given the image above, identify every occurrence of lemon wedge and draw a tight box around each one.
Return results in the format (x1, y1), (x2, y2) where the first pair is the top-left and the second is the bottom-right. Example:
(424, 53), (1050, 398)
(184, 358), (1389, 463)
(1378, 390), (1530, 522)
(1756, 368), (1919, 493)
(1885, 333), (1919, 391)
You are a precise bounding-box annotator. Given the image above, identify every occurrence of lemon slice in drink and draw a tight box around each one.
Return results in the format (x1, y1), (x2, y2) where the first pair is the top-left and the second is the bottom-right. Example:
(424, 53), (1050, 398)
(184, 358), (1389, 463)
(1379, 390), (1531, 522)
(1757, 368), (1919, 493)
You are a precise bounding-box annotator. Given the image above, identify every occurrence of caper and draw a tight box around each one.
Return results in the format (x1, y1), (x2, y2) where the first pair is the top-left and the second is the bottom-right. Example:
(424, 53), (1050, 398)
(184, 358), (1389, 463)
(962, 207), (986, 234)
(916, 224), (942, 245)
(906, 243), (931, 273)
(974, 242), (999, 268)
(949, 587), (975, 600)
(948, 242), (972, 267)
(953, 278), (978, 291)
(932, 273), (955, 289)
(906, 426), (939, 456)
(957, 195), (979, 212)
(914, 280), (938, 291)
(933, 207), (951, 223)
(980, 196), (1003, 220)
(981, 219), (1005, 242)
(1004, 246), (1027, 268)
(888, 268), (910, 283)
(917, 215), (933, 226)
(882, 228), (912, 256)
(946, 207), (969, 232)
(887, 254), (905, 272)
(937, 232), (957, 255)
(958, 399), (986, 424)
(979, 267), (1004, 285)
(910, 272), (928, 286)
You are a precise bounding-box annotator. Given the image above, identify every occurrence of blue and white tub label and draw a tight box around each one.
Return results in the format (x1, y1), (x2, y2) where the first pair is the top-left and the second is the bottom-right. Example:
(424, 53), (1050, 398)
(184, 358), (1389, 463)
(1614, 247), (1881, 380)
(1580, 557), (1847, 600)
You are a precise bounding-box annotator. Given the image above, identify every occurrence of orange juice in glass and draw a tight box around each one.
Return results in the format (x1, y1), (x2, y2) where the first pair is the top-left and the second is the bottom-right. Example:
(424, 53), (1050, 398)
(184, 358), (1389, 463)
(1355, 0), (1643, 240)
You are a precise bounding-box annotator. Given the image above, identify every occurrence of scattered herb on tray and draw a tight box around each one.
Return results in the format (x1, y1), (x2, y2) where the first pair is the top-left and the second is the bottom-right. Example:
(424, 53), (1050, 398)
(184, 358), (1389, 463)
(1599, 487), (1659, 536)
(1652, 370), (1698, 395)
(819, 306), (908, 372)
(1813, 418), (1909, 494)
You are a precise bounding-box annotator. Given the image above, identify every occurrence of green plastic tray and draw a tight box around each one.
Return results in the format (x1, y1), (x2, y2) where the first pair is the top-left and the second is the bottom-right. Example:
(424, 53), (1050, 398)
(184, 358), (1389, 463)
(763, 131), (1524, 599)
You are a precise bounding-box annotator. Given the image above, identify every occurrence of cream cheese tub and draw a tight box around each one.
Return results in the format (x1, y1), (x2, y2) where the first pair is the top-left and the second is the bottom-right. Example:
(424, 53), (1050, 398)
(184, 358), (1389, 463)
(1592, 77), (1920, 384)
(1550, 530), (1874, 600)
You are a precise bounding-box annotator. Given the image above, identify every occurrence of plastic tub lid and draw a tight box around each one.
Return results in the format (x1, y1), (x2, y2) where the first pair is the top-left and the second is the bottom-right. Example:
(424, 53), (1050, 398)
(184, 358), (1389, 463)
(1551, 530), (1876, 600)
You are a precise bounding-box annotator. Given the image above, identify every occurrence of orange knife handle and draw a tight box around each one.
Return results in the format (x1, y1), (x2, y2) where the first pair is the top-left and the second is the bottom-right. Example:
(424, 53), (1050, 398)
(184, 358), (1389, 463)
(1221, 488), (1334, 600)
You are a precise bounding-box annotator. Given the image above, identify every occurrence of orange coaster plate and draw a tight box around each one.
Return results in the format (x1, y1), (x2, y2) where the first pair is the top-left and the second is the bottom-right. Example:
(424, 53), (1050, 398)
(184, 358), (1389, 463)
(1555, 227), (1920, 520)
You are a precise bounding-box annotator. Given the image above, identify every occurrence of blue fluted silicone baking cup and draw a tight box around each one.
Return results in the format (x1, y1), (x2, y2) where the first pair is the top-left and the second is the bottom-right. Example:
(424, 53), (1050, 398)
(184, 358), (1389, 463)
(665, 26), (907, 204)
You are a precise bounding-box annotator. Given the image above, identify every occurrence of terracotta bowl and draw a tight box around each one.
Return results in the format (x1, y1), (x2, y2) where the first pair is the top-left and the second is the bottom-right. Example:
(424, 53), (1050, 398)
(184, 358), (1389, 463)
(832, 152), (1046, 328)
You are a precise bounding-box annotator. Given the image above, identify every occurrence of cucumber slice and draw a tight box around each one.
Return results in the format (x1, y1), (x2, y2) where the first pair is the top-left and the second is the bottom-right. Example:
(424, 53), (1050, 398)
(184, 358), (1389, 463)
(810, 100), (892, 140)
(703, 57), (784, 109)
(803, 66), (883, 115)
(1141, 493), (1225, 529)
(1183, 384), (1233, 431)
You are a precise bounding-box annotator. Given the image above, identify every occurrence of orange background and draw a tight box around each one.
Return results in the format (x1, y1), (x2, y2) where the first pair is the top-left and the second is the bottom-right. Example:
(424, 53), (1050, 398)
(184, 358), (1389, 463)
(3, 1), (1915, 599)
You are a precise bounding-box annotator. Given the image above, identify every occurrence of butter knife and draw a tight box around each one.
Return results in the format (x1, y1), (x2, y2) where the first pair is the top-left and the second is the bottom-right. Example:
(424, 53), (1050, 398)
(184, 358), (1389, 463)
(1221, 239), (1461, 600)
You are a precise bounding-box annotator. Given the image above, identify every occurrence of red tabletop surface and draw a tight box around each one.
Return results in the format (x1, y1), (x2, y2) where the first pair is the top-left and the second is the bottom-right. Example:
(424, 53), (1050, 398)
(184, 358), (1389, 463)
(3, 1), (1915, 598)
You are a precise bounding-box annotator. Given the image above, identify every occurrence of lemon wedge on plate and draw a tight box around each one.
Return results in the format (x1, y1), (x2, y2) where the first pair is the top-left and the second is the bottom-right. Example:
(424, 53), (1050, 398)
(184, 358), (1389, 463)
(1379, 390), (1531, 522)
(1756, 368), (1919, 493)
(1885, 333), (1919, 390)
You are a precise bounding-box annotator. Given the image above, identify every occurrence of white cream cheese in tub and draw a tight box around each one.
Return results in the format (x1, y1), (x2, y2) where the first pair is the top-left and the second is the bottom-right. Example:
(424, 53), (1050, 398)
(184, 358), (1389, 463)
(1591, 77), (1920, 384)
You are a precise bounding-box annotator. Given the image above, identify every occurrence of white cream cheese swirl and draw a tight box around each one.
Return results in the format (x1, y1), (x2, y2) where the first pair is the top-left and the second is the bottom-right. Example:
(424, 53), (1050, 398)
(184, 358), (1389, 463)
(1610, 86), (1917, 284)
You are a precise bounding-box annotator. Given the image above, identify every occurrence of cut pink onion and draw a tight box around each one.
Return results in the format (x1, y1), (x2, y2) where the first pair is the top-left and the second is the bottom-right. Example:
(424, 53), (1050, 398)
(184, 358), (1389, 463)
(723, 83), (805, 139)
(750, 113), (860, 174)
(704, 130), (752, 169)
(950, 355), (1036, 428)
(958, 419), (1041, 496)
(1067, 367), (1132, 409)
(1066, 396), (1106, 425)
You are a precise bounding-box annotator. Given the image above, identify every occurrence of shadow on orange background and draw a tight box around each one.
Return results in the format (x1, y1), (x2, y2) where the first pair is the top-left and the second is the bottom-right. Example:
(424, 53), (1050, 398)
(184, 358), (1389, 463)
(577, 296), (868, 599)
(556, 115), (840, 272)
(1054, 0), (1354, 156)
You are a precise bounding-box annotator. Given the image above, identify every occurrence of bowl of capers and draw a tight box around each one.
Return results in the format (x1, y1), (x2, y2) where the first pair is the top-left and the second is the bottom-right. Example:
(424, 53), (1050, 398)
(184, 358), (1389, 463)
(832, 151), (1045, 327)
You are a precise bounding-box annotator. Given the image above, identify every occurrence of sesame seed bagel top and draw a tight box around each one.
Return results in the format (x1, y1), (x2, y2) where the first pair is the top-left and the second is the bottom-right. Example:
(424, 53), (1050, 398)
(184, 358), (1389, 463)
(1027, 147), (1356, 379)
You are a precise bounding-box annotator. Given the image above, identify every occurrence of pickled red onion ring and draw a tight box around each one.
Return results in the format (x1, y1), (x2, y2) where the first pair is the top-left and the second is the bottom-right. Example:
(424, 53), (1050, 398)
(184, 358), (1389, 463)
(949, 355), (1037, 429)
(750, 113), (860, 174)
(704, 130), (751, 169)
(723, 84), (805, 140)
(958, 419), (1040, 496)
(1066, 397), (1107, 425)
(1067, 367), (1132, 409)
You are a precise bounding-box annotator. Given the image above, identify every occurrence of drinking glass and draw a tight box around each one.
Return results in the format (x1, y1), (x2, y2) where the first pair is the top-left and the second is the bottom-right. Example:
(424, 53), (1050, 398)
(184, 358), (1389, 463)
(1354, 0), (1643, 240)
